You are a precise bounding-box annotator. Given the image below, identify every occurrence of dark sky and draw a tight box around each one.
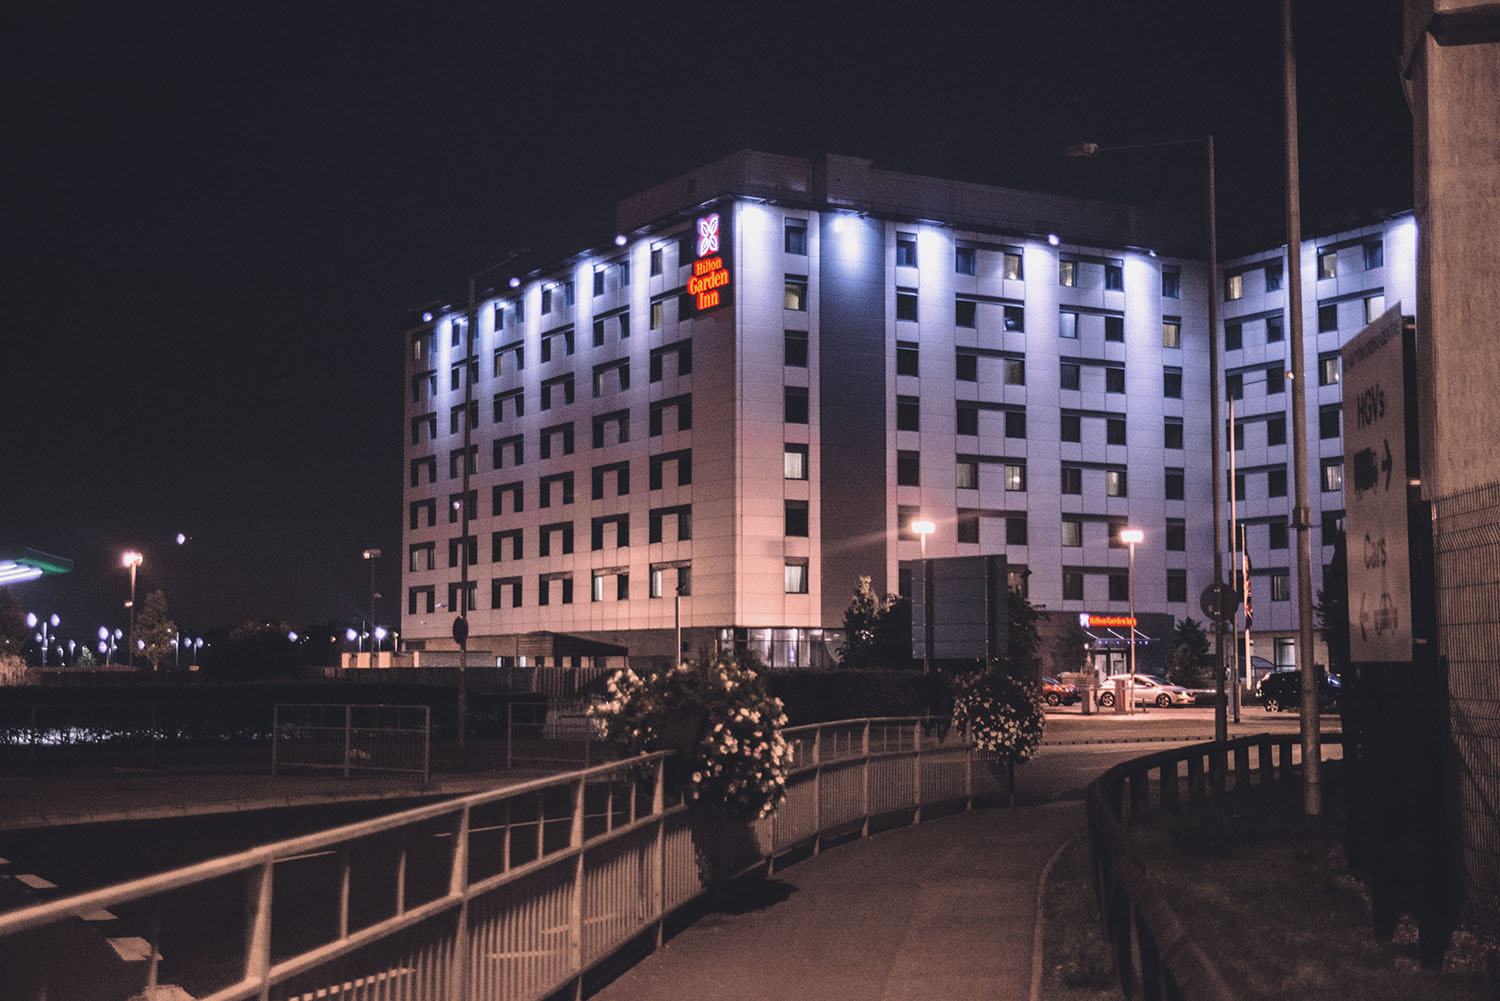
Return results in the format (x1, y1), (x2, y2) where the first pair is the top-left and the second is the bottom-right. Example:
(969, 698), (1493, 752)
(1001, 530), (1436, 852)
(1, 2), (1412, 647)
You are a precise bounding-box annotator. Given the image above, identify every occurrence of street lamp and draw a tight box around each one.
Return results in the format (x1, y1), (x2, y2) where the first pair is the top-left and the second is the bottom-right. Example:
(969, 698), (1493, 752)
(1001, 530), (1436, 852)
(911, 519), (936, 675)
(122, 551), (143, 668)
(374, 626), (387, 652)
(361, 548), (381, 664)
(1119, 528), (1145, 695)
(27, 612), (59, 667)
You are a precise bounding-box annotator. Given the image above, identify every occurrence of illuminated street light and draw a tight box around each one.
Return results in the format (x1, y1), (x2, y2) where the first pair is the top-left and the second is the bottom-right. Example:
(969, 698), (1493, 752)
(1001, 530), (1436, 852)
(122, 551), (143, 668)
(27, 612), (60, 667)
(374, 626), (388, 652)
(1119, 528), (1145, 697)
(362, 548), (381, 664)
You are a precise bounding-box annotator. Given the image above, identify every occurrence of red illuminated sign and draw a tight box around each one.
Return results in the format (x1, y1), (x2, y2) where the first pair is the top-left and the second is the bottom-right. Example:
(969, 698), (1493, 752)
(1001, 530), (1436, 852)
(688, 210), (731, 313)
(1085, 615), (1137, 628)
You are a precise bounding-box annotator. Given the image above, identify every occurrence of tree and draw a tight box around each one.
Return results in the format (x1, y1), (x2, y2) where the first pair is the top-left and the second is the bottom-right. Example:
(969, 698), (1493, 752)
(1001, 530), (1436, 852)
(1050, 616), (1091, 678)
(0, 590), (29, 659)
(838, 577), (914, 669)
(134, 589), (177, 672)
(999, 588), (1043, 682)
(1167, 617), (1212, 688)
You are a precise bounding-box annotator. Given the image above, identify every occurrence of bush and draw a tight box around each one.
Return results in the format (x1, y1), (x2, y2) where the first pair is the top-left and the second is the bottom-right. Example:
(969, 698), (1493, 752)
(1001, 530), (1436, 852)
(766, 670), (923, 724)
(951, 671), (1046, 763)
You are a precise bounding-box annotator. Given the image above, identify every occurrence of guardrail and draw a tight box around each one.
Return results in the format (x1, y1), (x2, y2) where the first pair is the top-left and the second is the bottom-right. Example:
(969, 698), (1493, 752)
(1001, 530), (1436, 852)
(271, 704), (431, 781)
(1086, 732), (1342, 1001)
(0, 716), (1000, 1001)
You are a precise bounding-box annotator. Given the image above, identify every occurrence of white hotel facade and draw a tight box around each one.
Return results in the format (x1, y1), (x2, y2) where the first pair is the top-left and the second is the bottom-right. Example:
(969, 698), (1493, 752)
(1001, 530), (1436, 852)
(400, 150), (1414, 674)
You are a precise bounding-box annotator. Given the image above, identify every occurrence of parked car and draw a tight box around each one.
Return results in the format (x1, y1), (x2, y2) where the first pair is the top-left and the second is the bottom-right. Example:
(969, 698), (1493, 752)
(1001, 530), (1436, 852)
(1257, 669), (1341, 713)
(1041, 676), (1079, 707)
(1097, 674), (1196, 708)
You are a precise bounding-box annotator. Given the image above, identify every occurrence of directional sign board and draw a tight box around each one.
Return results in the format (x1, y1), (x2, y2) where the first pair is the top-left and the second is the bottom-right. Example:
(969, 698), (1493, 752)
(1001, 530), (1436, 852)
(1341, 306), (1412, 662)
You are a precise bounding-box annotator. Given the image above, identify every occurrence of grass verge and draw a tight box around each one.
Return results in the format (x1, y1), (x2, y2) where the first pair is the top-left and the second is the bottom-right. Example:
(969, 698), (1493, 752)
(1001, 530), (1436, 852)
(1039, 836), (1118, 1001)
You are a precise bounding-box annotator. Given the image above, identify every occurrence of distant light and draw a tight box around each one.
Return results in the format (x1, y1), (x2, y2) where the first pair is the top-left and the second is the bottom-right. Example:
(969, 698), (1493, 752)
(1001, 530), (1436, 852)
(98, 641), (108, 655)
(0, 562), (43, 584)
(287, 631), (299, 642)
(1047, 234), (1060, 247)
(1120, 528), (1145, 545)
(114, 628), (123, 639)
(1149, 249), (1158, 258)
(27, 613), (37, 629)
(49, 613), (59, 628)
(509, 277), (520, 288)
(374, 627), (388, 641)
(121, 551), (143, 569)
(422, 311), (433, 323)
(346, 628), (358, 642)
(176, 532), (187, 545)
(911, 519), (936, 536)
(614, 234), (627, 246)
(137, 639), (144, 650)
(98, 626), (109, 641)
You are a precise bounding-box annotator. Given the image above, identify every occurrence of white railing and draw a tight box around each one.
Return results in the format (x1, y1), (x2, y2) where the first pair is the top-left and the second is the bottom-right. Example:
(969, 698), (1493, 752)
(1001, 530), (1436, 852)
(0, 717), (1001, 1001)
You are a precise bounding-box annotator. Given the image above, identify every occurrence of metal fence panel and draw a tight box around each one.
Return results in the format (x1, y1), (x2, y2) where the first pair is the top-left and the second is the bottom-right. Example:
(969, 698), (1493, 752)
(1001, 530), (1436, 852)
(272, 704), (430, 781)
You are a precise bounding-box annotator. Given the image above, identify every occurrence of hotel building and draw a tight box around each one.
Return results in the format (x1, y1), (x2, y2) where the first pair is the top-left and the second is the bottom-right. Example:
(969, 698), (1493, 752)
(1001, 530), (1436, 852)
(400, 150), (1413, 675)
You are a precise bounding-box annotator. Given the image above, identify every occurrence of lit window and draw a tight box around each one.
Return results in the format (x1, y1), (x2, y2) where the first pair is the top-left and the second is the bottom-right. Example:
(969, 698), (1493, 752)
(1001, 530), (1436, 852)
(1005, 464), (1026, 491)
(1271, 573), (1291, 601)
(956, 460), (978, 489)
(1061, 519), (1082, 547)
(1003, 252), (1024, 281)
(1318, 251), (1337, 280)
(1162, 320), (1181, 348)
(785, 278), (808, 311)
(1059, 259), (1077, 287)
(785, 561), (809, 594)
(1225, 273), (1243, 301)
(784, 444), (808, 480)
(650, 301), (664, 329)
(1364, 294), (1385, 323)
(1105, 469), (1128, 497)
(1005, 359), (1026, 386)
(1319, 354), (1341, 385)
(1322, 459), (1344, 492)
(1059, 310), (1078, 338)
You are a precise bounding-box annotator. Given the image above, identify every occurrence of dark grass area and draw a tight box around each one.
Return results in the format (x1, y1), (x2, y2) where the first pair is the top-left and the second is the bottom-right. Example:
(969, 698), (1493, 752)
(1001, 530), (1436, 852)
(1040, 837), (1118, 1001)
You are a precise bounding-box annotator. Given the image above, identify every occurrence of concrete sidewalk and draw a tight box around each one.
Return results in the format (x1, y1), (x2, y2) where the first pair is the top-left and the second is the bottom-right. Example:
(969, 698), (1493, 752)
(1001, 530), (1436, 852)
(594, 801), (1085, 1001)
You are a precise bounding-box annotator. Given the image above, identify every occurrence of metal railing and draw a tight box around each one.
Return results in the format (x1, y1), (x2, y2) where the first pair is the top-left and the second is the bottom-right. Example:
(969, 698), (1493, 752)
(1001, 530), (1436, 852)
(0, 716), (1001, 1001)
(1086, 732), (1342, 1001)
(271, 704), (431, 781)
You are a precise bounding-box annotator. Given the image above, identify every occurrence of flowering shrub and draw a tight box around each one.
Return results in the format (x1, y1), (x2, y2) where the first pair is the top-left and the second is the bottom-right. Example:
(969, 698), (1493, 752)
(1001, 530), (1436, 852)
(589, 656), (791, 820)
(951, 671), (1046, 763)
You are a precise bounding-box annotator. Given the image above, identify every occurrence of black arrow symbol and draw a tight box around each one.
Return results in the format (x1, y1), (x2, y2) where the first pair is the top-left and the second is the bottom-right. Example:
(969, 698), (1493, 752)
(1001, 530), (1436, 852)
(1382, 438), (1392, 490)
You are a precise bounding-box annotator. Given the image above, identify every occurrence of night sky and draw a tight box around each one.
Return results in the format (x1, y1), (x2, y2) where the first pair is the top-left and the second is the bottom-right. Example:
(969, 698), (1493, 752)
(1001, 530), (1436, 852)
(1, 2), (1412, 648)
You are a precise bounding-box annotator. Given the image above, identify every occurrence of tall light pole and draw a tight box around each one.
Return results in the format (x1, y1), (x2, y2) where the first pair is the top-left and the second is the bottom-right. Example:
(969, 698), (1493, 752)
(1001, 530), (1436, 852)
(362, 548), (381, 666)
(674, 580), (685, 665)
(27, 613), (59, 667)
(1119, 529), (1144, 695)
(912, 519), (936, 675)
(121, 551), (142, 668)
(1067, 134), (1225, 743)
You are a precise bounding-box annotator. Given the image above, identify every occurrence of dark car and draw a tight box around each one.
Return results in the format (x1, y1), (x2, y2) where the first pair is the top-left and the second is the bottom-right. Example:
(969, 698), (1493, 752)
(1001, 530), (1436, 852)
(1257, 669), (1341, 713)
(1041, 676), (1079, 707)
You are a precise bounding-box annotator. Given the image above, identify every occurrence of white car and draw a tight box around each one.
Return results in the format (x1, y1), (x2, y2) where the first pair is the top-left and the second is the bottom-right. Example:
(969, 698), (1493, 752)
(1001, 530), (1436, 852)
(1097, 674), (1196, 708)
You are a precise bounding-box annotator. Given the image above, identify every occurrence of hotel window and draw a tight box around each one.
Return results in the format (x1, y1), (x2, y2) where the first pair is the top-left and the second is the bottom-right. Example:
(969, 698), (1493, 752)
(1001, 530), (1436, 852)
(649, 564), (687, 599)
(957, 404), (978, 436)
(1165, 467), (1185, 500)
(649, 341), (692, 382)
(1005, 359), (1026, 386)
(1322, 458), (1344, 492)
(1322, 510), (1346, 539)
(564, 280), (575, 307)
(1269, 521), (1289, 550)
(1166, 519), (1186, 551)
(413, 330), (434, 361)
(448, 581), (477, 613)
(1318, 302), (1338, 332)
(1105, 469), (1128, 497)
(1319, 404), (1342, 439)
(1232, 472), (1246, 501)
(448, 490), (477, 523)
(1265, 260), (1283, 291)
(785, 561), (809, 594)
(1227, 373), (1243, 400)
(1267, 414), (1287, 446)
(1059, 259), (1077, 287)
(592, 409), (630, 448)
(1062, 572), (1084, 601)
(1167, 570), (1187, 604)
(593, 268), (606, 297)
(1059, 310), (1078, 338)
(1164, 418), (1184, 450)
(1319, 353), (1340, 385)
(541, 329), (574, 363)
(1106, 417), (1126, 446)
(785, 500), (810, 537)
(447, 535), (477, 568)
(1008, 566), (1029, 597)
(540, 287), (552, 314)
(487, 577), (520, 610)
(1162, 267), (1181, 298)
(1003, 304), (1024, 331)
(785, 330), (809, 367)
(1061, 414), (1081, 442)
(411, 412), (436, 444)
(1271, 573), (1291, 601)
(1003, 251), (1024, 280)
(1268, 467), (1288, 497)
(1061, 519), (1082, 547)
(592, 359), (630, 397)
(1005, 410), (1027, 439)
(449, 402), (477, 434)
(589, 460), (628, 500)
(955, 298), (977, 328)
(648, 505), (692, 543)
(896, 450), (921, 487)
(1061, 466), (1083, 495)
(896, 291), (918, 321)
(897, 505), (920, 540)
(649, 395), (692, 436)
(538, 522), (575, 557)
(785, 220), (807, 255)
(956, 352), (978, 382)
(492, 481), (524, 516)
(1060, 362), (1080, 390)
(409, 542), (435, 572)
(1363, 241), (1383, 270)
(896, 233), (917, 267)
(785, 278), (808, 311)
(1104, 315), (1124, 342)
(1266, 314), (1284, 342)
(1105, 366), (1125, 393)
(448, 446), (477, 479)
(590, 514), (629, 550)
(1225, 272), (1243, 300)
(650, 300), (664, 329)
(1104, 262), (1124, 291)
(1163, 367), (1182, 398)
(955, 246), (976, 275)
(1109, 574), (1129, 602)
(411, 455), (437, 486)
(537, 575), (574, 606)
(1225, 321), (1243, 351)
(785, 387), (810, 425)
(784, 444), (809, 480)
(896, 396), (920, 432)
(618, 311), (630, 339)
(450, 319), (467, 347)
(648, 450), (690, 490)
(1364, 294), (1385, 324)
(650, 247), (663, 276)
(1266, 365), (1286, 394)
(1007, 517), (1028, 546)
(492, 529), (523, 562)
(896, 341), (919, 376)
(593, 319), (606, 348)
(956, 460), (979, 489)
(957, 512), (979, 544)
(1318, 250), (1337, 279)
(540, 376), (574, 411)
(1162, 319), (1181, 348)
(1230, 421), (1246, 450)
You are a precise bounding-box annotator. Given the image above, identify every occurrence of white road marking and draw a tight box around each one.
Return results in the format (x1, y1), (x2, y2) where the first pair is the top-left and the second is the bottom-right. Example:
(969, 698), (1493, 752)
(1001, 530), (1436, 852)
(16, 874), (56, 889)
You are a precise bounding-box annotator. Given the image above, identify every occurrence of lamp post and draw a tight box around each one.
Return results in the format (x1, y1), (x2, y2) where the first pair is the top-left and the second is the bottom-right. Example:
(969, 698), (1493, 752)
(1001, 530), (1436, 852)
(121, 551), (143, 668)
(362, 549), (381, 667)
(1119, 529), (1144, 705)
(674, 580), (685, 666)
(912, 519), (936, 675)
(27, 613), (59, 667)
(1067, 135), (1225, 743)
